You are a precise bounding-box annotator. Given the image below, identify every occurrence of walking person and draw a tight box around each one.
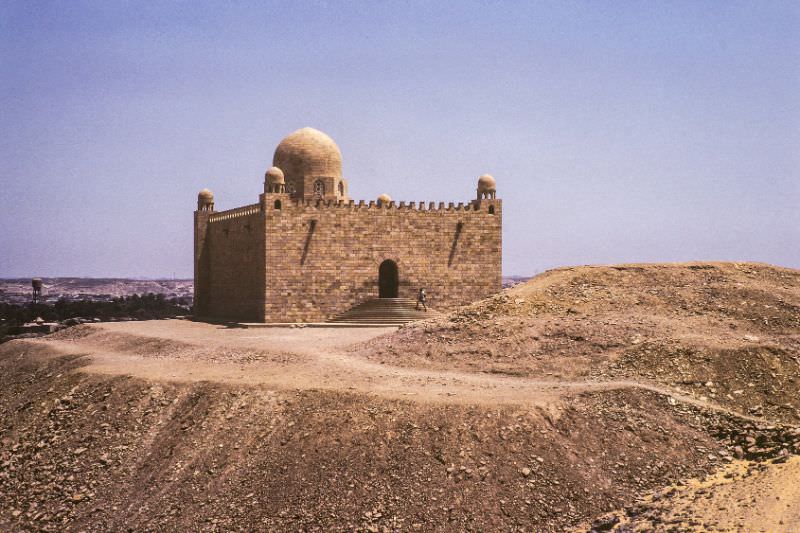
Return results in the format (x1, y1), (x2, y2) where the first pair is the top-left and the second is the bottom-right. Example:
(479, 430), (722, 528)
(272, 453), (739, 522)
(416, 288), (428, 311)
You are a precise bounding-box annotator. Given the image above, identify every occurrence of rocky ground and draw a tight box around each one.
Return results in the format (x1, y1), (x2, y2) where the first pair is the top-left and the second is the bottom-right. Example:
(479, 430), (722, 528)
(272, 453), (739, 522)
(601, 455), (800, 532)
(0, 262), (798, 532)
(361, 262), (800, 424)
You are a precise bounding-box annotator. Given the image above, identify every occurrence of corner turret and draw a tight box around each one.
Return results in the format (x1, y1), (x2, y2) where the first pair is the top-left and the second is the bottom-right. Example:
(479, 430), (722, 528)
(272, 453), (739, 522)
(265, 167), (286, 194)
(476, 174), (496, 200)
(197, 189), (215, 211)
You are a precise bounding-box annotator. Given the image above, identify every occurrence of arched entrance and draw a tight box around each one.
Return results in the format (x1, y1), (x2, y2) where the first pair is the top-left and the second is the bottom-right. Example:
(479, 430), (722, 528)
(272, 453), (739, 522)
(378, 259), (399, 298)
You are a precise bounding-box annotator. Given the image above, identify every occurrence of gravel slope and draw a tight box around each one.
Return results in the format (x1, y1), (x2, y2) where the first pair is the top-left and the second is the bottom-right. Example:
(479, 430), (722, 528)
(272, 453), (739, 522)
(1, 261), (798, 532)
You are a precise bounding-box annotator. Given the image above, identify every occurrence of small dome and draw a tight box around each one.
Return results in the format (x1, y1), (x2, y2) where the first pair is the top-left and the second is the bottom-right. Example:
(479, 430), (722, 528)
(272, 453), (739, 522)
(197, 188), (215, 210)
(477, 174), (496, 192)
(377, 193), (392, 205)
(265, 166), (285, 184)
(273, 127), (342, 186)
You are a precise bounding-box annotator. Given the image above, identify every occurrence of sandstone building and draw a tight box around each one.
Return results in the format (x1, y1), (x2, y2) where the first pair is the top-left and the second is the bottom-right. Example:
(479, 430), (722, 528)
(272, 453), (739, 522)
(194, 127), (502, 323)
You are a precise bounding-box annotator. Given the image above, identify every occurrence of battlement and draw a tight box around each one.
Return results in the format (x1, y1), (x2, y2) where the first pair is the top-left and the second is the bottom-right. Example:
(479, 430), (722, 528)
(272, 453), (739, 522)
(208, 203), (262, 223)
(275, 197), (499, 213)
(204, 196), (500, 225)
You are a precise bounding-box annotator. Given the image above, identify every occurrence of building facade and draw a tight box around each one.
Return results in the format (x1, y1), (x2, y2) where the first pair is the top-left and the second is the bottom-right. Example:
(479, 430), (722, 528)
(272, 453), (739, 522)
(194, 127), (501, 323)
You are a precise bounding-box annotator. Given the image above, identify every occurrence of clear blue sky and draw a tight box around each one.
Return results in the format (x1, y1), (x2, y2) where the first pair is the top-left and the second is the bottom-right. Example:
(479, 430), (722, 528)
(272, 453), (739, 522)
(1, 1), (798, 277)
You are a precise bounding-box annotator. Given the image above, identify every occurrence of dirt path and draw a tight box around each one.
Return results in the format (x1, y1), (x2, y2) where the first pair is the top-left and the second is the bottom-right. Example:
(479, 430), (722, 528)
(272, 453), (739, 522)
(15, 320), (767, 422)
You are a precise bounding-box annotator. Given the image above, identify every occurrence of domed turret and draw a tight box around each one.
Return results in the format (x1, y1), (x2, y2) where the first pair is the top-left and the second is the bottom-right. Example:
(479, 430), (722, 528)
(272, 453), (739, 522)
(265, 166), (286, 193)
(377, 193), (392, 207)
(197, 188), (215, 211)
(477, 174), (496, 199)
(273, 127), (346, 200)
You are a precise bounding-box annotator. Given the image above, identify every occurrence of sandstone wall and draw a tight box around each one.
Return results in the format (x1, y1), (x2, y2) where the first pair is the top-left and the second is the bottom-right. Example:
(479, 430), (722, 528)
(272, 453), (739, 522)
(201, 204), (265, 322)
(263, 199), (501, 322)
(193, 211), (211, 316)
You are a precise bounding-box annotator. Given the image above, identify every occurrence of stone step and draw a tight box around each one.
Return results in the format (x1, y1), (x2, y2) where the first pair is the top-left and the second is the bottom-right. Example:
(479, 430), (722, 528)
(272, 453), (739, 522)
(329, 297), (435, 325)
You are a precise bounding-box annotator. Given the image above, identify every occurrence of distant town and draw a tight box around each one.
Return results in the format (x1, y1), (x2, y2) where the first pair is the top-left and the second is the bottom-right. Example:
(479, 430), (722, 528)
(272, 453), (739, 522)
(0, 278), (194, 305)
(0, 276), (532, 306)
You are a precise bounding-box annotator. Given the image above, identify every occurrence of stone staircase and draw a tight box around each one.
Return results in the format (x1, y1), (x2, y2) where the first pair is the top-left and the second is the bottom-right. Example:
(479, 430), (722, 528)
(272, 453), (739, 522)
(328, 298), (435, 325)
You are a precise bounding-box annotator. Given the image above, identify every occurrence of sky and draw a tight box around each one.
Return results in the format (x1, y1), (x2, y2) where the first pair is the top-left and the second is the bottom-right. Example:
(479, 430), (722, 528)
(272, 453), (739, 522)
(1, 1), (798, 278)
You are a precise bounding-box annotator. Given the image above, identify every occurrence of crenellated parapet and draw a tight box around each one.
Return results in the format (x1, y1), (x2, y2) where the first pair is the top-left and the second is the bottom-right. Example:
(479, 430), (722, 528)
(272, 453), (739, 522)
(208, 203), (262, 223)
(262, 197), (500, 214)
(202, 196), (499, 220)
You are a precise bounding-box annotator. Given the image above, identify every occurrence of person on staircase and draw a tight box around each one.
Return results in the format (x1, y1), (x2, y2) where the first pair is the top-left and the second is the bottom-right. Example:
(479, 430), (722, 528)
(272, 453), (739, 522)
(416, 288), (428, 311)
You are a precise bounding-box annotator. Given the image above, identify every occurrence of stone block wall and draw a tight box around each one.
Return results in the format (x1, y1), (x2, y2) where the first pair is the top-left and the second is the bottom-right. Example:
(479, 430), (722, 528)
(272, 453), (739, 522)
(196, 196), (502, 323)
(200, 205), (266, 322)
(262, 198), (501, 322)
(193, 211), (212, 316)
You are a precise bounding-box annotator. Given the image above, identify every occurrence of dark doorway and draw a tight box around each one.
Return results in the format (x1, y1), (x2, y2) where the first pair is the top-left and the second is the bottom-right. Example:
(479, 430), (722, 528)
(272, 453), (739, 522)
(378, 259), (399, 298)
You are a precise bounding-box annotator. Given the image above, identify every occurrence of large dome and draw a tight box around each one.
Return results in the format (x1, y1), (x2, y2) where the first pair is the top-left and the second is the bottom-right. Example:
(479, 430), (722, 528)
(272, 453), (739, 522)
(273, 127), (342, 184)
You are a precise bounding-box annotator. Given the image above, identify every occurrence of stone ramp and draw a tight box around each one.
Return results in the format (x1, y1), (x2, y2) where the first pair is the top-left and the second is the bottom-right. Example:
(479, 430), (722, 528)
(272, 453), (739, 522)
(328, 298), (436, 325)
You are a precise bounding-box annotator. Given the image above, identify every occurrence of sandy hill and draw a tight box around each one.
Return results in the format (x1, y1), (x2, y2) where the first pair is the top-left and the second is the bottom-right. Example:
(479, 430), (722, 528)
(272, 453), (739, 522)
(0, 262), (797, 532)
(362, 262), (800, 424)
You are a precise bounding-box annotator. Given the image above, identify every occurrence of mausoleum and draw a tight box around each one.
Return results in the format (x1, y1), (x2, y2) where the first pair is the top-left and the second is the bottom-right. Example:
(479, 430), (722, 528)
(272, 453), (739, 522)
(194, 127), (502, 323)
